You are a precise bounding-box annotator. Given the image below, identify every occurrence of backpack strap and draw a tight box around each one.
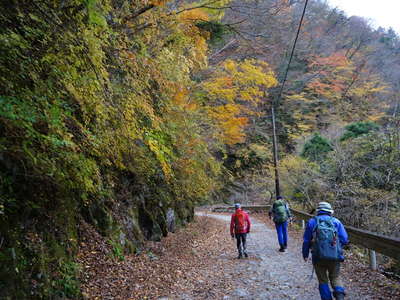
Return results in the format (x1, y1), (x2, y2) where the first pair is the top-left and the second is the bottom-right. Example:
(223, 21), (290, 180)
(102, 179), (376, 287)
(311, 216), (319, 239)
(314, 216), (321, 229)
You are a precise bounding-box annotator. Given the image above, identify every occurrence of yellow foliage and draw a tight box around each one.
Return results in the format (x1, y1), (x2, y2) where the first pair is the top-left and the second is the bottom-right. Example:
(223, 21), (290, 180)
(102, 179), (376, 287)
(201, 59), (277, 145)
(221, 117), (248, 144)
(173, 86), (198, 111)
(178, 8), (210, 23)
(286, 93), (314, 103)
(147, 138), (173, 180)
(367, 112), (386, 122)
(205, 59), (277, 104)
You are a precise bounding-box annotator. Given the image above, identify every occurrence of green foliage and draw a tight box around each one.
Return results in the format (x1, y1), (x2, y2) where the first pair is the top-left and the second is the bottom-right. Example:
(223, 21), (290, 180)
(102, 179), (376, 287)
(0, 0), (250, 297)
(84, 0), (107, 27)
(276, 155), (329, 209)
(196, 21), (232, 45)
(109, 240), (125, 262)
(231, 143), (272, 172)
(333, 130), (400, 191)
(283, 127), (400, 236)
(301, 134), (333, 162)
(340, 121), (379, 141)
(53, 261), (80, 298)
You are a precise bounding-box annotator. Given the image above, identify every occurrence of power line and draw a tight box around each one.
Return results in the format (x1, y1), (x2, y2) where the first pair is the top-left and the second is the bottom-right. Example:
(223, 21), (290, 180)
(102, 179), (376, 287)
(276, 0), (309, 103)
(270, 0), (309, 199)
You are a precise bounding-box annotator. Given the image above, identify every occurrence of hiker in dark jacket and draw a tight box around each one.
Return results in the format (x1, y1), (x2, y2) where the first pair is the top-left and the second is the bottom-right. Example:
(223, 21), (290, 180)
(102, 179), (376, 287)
(230, 203), (251, 259)
(269, 196), (291, 252)
(302, 202), (349, 300)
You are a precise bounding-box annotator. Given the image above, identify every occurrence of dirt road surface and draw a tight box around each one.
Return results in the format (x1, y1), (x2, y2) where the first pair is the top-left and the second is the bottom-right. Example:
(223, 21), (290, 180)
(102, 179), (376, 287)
(192, 212), (375, 300)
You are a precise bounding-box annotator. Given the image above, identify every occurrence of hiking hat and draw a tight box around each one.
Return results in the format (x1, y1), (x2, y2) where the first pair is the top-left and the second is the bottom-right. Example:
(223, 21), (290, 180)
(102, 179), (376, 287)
(234, 203), (241, 209)
(316, 202), (334, 214)
(277, 196), (283, 200)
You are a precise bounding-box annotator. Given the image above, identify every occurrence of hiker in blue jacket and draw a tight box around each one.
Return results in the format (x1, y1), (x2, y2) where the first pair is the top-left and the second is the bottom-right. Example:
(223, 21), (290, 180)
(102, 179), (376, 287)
(302, 202), (349, 300)
(269, 196), (291, 252)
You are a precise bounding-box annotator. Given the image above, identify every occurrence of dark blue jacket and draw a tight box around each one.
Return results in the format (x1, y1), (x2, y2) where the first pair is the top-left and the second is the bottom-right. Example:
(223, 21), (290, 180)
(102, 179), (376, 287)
(302, 212), (349, 261)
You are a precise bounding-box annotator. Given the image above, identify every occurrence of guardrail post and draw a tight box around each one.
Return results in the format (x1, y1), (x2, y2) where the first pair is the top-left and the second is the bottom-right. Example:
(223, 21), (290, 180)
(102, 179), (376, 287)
(369, 249), (377, 271)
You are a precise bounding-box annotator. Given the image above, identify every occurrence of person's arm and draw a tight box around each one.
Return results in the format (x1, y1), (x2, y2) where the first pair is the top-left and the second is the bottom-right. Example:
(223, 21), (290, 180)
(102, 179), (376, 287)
(230, 214), (235, 237)
(337, 220), (349, 245)
(302, 219), (314, 261)
(246, 213), (251, 233)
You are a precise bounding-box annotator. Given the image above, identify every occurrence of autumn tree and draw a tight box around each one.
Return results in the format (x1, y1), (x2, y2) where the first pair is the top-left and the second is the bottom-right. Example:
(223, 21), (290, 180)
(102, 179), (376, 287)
(200, 59), (278, 145)
(0, 0), (241, 297)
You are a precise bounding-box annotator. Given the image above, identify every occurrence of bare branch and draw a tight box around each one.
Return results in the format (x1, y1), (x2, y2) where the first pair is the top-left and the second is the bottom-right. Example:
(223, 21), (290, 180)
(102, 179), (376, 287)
(122, 4), (155, 23)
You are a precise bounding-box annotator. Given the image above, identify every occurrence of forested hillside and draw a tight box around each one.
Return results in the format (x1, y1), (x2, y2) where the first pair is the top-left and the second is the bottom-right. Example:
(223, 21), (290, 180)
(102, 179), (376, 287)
(1, 0), (399, 298)
(215, 0), (400, 235)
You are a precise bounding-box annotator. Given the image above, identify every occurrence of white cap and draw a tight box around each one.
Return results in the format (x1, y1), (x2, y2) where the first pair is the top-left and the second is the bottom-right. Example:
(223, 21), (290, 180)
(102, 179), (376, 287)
(316, 202), (334, 214)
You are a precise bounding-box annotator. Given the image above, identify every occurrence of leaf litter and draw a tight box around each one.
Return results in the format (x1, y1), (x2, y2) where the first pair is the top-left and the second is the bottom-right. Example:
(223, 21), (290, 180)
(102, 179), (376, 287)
(77, 216), (237, 300)
(77, 212), (400, 300)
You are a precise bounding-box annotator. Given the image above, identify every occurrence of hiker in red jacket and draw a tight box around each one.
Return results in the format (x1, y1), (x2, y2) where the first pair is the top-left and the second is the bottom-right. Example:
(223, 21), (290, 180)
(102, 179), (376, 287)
(230, 203), (251, 259)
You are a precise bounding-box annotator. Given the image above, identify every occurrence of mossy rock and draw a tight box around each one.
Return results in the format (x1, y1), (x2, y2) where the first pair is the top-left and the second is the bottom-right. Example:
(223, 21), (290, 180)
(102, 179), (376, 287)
(81, 201), (113, 235)
(138, 204), (165, 241)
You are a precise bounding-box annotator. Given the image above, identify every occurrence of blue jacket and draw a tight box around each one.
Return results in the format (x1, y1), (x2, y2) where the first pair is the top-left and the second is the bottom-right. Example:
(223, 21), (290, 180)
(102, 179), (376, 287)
(302, 212), (349, 261)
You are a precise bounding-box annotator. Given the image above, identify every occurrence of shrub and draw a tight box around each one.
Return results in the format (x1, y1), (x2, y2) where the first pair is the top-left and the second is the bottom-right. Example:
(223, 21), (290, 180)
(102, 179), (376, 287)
(340, 121), (379, 141)
(301, 134), (333, 162)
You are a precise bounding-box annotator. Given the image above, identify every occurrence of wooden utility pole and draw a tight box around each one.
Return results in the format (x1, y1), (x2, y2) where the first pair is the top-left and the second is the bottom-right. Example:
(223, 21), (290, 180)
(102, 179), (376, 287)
(271, 103), (280, 199)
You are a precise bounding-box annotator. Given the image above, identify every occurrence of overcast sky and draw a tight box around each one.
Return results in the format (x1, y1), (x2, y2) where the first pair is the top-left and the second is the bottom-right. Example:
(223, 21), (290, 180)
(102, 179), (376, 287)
(326, 0), (400, 34)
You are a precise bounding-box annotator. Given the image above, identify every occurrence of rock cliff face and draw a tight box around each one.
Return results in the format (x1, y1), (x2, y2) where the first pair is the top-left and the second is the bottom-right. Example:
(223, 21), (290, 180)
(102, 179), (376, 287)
(0, 163), (195, 299)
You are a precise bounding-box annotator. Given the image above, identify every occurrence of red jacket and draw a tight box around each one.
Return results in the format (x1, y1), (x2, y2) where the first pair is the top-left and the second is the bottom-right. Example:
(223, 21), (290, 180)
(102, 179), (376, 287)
(230, 209), (251, 235)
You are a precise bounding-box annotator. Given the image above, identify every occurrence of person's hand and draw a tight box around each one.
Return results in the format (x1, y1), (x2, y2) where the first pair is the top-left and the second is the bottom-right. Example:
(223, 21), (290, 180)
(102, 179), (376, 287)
(231, 233), (234, 239)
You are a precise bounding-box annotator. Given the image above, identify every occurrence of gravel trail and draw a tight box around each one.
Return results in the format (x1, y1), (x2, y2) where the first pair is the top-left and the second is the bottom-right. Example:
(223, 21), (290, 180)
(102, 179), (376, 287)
(195, 211), (374, 300)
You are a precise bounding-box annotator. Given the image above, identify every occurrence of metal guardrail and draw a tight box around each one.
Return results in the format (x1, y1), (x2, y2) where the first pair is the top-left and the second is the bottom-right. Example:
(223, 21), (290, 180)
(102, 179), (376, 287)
(290, 208), (400, 262)
(212, 205), (400, 263)
(212, 205), (269, 213)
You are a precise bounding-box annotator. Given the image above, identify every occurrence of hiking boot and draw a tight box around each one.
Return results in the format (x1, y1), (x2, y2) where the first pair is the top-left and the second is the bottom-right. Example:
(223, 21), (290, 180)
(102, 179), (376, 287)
(279, 246), (285, 252)
(244, 252), (248, 258)
(237, 253), (243, 259)
(333, 291), (345, 300)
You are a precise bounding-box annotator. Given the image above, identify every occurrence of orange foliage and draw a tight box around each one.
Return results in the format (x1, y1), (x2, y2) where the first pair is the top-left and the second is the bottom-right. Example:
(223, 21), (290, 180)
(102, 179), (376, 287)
(307, 51), (352, 99)
(173, 86), (198, 111)
(150, 0), (168, 6)
(286, 51), (387, 137)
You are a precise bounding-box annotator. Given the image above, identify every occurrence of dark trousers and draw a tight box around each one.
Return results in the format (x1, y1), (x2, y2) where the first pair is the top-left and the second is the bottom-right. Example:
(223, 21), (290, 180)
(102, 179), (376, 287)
(314, 260), (344, 300)
(235, 233), (247, 254)
(314, 260), (343, 287)
(274, 221), (288, 248)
